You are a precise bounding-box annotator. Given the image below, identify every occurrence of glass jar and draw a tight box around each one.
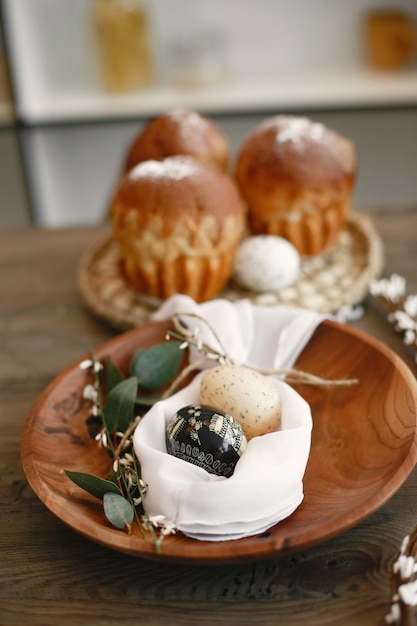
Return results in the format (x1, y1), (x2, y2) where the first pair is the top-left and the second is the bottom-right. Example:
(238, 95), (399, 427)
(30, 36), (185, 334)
(92, 0), (152, 92)
(364, 10), (416, 70)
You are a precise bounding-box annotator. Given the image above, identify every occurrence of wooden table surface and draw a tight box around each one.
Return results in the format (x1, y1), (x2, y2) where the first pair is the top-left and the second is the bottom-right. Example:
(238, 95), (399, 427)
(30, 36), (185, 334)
(1, 207), (417, 626)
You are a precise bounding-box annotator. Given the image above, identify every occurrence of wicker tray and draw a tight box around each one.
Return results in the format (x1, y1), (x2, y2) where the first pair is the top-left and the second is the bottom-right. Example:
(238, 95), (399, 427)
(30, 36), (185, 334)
(78, 211), (384, 330)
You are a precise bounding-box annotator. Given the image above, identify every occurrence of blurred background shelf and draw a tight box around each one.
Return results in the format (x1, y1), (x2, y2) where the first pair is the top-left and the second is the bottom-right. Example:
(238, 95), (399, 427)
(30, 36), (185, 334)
(0, 0), (417, 228)
(6, 67), (417, 125)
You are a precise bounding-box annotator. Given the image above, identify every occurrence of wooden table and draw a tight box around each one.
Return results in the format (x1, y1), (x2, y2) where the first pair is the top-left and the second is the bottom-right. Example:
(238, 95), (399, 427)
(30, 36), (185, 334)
(1, 207), (417, 626)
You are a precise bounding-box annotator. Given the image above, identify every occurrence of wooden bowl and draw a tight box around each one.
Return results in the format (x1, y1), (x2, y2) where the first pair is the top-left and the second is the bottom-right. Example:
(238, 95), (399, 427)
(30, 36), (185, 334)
(21, 319), (417, 564)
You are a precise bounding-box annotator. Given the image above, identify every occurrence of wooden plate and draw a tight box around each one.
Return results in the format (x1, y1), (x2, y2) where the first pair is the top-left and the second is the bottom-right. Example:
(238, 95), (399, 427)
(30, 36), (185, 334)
(21, 319), (417, 564)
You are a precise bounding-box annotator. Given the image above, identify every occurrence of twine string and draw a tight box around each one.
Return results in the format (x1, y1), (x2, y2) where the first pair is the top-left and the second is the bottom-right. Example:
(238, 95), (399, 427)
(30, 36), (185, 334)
(169, 311), (357, 388)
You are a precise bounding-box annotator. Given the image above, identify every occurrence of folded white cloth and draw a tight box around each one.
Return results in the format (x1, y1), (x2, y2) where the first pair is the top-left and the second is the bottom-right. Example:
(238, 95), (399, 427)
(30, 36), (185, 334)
(133, 295), (326, 541)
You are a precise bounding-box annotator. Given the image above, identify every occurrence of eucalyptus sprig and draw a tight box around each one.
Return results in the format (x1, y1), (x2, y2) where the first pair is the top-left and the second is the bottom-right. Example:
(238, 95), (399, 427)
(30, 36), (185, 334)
(66, 340), (185, 552)
(66, 317), (235, 551)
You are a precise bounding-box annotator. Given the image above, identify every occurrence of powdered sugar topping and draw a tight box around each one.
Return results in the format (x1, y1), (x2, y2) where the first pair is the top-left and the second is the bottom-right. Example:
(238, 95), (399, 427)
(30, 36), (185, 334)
(274, 117), (326, 146)
(130, 157), (200, 182)
(168, 110), (213, 149)
(171, 110), (206, 132)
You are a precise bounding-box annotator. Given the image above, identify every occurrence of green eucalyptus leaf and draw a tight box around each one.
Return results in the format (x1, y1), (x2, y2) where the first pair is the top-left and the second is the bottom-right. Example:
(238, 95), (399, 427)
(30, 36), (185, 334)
(103, 492), (134, 531)
(65, 470), (121, 500)
(135, 393), (163, 409)
(103, 356), (125, 393)
(103, 376), (138, 433)
(130, 341), (183, 390)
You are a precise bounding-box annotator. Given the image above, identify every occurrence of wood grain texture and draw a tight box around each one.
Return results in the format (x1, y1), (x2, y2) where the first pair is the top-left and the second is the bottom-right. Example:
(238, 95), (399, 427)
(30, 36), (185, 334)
(1, 207), (417, 625)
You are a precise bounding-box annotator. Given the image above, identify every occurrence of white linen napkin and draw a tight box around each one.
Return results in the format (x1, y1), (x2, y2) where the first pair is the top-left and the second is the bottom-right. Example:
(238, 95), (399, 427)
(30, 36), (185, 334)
(133, 295), (326, 541)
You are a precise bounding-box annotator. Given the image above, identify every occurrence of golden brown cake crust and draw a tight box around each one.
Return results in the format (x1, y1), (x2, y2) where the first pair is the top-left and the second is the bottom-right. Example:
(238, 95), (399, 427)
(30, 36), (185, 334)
(111, 156), (246, 301)
(113, 156), (244, 243)
(124, 110), (230, 173)
(234, 116), (357, 255)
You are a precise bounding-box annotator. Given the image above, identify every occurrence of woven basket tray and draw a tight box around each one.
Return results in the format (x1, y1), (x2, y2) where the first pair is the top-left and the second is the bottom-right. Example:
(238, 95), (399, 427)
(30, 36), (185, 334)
(78, 211), (384, 330)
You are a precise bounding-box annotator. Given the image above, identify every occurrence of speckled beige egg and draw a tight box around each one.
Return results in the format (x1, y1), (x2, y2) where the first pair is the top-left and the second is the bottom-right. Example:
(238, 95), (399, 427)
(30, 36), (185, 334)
(200, 364), (282, 440)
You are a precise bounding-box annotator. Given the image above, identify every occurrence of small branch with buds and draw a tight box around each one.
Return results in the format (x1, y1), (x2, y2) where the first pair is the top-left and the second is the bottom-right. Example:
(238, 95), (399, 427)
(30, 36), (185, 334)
(386, 527), (417, 626)
(370, 274), (417, 363)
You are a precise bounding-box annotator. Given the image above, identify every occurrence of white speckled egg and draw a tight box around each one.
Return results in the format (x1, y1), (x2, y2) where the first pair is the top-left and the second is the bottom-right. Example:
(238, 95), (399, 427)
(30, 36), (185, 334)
(232, 235), (300, 292)
(200, 364), (282, 440)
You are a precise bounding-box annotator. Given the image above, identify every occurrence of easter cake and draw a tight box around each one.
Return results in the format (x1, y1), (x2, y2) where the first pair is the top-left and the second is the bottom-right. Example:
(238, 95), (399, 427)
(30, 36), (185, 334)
(110, 155), (246, 302)
(123, 109), (230, 174)
(234, 115), (357, 255)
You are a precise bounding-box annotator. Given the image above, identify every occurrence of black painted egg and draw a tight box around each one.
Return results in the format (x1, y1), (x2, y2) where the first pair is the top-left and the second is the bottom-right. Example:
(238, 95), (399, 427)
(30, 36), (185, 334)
(165, 404), (247, 477)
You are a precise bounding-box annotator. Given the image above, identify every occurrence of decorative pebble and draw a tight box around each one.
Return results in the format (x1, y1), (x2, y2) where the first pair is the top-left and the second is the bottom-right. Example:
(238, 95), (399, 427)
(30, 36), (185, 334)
(278, 287), (298, 300)
(332, 264), (346, 278)
(200, 364), (282, 440)
(297, 281), (316, 295)
(340, 276), (354, 288)
(232, 235), (300, 292)
(316, 272), (335, 287)
(165, 404), (247, 477)
(255, 293), (280, 305)
(302, 293), (327, 309)
(327, 287), (342, 299)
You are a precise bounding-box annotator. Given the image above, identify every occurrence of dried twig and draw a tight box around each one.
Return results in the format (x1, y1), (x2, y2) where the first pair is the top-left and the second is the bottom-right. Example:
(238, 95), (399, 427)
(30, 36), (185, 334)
(386, 528), (417, 625)
(370, 274), (417, 363)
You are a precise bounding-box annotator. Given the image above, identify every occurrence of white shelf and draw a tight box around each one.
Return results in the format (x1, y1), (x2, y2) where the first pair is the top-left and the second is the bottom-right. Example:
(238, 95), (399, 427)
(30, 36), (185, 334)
(11, 67), (417, 124)
(4, 0), (417, 125)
